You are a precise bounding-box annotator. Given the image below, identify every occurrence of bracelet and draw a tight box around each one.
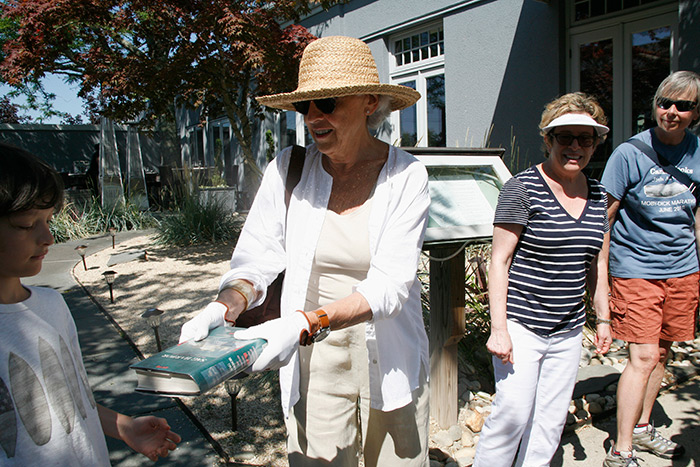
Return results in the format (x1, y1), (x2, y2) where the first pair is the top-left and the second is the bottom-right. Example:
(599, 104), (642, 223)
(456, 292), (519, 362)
(596, 318), (612, 325)
(222, 280), (257, 312)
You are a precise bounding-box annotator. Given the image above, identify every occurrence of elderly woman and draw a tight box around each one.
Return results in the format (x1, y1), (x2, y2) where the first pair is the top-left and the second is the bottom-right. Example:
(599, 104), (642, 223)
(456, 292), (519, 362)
(179, 36), (429, 466)
(600, 71), (700, 466)
(473, 93), (613, 466)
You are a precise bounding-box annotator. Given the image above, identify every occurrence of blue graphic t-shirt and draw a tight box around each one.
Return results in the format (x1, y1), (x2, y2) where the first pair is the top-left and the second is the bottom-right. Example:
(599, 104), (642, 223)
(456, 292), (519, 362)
(601, 128), (700, 279)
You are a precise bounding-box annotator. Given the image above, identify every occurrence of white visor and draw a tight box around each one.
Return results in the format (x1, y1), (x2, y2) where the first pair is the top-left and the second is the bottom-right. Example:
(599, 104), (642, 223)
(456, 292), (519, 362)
(542, 113), (609, 136)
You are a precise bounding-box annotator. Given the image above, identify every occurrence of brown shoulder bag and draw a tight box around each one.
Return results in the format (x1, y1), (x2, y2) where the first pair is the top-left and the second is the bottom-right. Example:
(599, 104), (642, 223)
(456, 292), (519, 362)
(236, 145), (305, 327)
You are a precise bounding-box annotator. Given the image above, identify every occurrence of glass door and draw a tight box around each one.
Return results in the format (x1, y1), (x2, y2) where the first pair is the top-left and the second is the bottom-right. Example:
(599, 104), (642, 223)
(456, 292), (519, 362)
(624, 14), (676, 136)
(570, 10), (677, 174)
(571, 26), (620, 176)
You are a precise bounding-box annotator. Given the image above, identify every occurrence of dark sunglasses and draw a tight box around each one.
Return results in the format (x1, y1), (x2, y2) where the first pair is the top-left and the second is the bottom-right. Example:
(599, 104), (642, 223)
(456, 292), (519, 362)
(292, 97), (337, 115)
(551, 133), (597, 148)
(656, 97), (698, 112)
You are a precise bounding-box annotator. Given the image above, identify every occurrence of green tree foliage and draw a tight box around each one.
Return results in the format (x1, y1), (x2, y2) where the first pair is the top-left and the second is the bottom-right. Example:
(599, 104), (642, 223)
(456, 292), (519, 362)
(0, 0), (342, 174)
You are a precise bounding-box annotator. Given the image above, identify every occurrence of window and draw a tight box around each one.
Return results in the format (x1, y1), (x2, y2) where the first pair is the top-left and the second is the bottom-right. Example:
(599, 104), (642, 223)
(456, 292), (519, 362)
(393, 27), (444, 67)
(573, 0), (666, 22)
(281, 111), (296, 149)
(390, 25), (446, 148)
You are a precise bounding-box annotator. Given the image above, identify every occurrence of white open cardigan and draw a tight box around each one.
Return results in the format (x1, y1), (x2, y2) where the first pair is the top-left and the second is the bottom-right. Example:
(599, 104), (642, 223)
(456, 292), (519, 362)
(220, 143), (430, 416)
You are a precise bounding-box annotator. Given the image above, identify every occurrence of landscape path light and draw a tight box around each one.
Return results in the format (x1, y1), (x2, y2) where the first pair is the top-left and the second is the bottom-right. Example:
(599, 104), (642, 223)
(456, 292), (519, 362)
(102, 270), (117, 303)
(142, 308), (165, 352)
(108, 227), (116, 248)
(75, 245), (88, 271)
(224, 378), (242, 432)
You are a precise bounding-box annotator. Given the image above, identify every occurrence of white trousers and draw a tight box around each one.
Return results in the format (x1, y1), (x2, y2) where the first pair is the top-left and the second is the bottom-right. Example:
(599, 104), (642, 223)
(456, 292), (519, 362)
(473, 320), (582, 467)
(286, 324), (429, 467)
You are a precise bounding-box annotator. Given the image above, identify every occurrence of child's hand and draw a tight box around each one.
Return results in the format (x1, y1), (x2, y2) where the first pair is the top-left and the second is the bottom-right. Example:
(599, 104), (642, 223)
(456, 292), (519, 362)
(121, 415), (181, 461)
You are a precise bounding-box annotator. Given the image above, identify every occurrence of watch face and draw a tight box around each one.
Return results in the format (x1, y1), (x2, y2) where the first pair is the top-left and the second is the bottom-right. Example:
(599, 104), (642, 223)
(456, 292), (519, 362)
(313, 327), (330, 343)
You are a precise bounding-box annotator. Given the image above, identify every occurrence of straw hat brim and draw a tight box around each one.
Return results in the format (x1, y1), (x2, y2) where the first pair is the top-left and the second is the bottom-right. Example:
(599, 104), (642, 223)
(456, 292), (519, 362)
(256, 84), (420, 112)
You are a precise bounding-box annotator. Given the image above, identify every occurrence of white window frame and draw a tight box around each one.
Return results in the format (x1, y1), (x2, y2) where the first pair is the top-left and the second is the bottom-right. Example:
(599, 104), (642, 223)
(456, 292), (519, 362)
(389, 23), (445, 147)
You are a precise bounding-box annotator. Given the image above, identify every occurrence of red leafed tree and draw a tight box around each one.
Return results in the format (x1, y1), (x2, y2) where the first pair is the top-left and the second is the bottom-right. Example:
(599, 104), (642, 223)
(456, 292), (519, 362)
(0, 0), (340, 178)
(0, 95), (29, 123)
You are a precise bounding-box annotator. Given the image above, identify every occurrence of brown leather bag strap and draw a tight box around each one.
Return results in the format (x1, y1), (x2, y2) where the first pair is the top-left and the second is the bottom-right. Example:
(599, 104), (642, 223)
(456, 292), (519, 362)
(285, 145), (306, 208)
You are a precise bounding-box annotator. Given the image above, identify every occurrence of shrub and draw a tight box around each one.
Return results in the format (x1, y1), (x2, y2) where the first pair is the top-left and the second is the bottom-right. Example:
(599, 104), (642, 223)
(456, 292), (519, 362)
(154, 187), (243, 247)
(50, 196), (157, 243)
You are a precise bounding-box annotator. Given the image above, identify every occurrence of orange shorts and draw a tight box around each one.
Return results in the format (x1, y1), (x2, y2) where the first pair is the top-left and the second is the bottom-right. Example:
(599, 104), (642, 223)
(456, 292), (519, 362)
(609, 273), (699, 344)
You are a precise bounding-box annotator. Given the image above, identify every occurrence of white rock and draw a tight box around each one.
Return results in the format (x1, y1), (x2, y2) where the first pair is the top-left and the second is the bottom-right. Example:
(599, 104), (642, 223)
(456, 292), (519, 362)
(461, 430), (475, 447)
(432, 430), (455, 448)
(454, 447), (476, 467)
(448, 425), (463, 442)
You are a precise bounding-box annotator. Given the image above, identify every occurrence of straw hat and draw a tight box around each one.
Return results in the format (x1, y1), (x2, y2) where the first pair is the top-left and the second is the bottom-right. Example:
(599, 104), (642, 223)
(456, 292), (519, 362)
(256, 36), (421, 112)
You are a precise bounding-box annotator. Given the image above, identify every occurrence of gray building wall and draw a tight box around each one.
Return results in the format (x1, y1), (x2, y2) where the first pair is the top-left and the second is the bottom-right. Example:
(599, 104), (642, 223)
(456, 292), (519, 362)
(444, 0), (559, 168)
(300, 0), (561, 171)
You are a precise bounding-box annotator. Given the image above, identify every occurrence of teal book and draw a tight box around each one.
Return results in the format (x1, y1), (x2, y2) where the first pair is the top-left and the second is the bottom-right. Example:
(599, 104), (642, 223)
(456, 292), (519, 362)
(130, 326), (266, 396)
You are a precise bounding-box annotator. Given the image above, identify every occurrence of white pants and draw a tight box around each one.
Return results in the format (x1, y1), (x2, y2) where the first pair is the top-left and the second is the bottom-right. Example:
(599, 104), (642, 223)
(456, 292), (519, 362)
(473, 320), (582, 467)
(286, 324), (429, 467)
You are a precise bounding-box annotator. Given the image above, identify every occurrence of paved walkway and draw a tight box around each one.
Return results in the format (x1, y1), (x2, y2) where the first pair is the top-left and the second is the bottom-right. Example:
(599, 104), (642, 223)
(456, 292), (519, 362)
(557, 377), (700, 466)
(24, 232), (223, 466)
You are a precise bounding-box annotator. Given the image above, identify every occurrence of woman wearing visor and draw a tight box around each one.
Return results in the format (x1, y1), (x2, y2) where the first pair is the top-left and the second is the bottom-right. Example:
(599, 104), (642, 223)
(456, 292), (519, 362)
(474, 92), (612, 466)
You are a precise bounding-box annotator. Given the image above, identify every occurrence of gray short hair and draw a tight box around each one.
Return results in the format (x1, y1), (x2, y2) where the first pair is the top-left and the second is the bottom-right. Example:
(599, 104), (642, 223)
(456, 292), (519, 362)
(367, 95), (393, 130)
(652, 71), (700, 127)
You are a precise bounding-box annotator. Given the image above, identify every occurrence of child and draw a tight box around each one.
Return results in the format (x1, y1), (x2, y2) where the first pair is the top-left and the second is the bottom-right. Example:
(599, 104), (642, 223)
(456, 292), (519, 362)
(0, 143), (181, 465)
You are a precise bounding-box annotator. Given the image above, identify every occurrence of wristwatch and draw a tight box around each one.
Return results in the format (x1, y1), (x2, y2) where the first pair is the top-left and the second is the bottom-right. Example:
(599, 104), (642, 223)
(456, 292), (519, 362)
(311, 310), (331, 343)
(299, 310), (331, 346)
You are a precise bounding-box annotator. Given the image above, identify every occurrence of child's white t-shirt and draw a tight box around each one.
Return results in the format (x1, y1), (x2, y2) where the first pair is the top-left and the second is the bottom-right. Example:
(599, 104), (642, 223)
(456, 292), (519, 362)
(0, 285), (110, 466)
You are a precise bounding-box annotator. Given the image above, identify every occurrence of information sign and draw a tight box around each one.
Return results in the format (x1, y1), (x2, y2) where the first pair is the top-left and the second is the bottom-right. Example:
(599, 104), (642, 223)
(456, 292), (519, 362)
(406, 148), (512, 246)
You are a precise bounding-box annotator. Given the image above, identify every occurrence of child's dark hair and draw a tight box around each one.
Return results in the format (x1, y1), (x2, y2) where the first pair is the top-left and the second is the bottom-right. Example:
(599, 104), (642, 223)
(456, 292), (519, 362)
(0, 142), (64, 216)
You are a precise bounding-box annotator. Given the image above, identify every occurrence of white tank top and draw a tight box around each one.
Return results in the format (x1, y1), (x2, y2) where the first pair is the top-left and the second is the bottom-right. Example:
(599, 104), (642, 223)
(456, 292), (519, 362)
(305, 197), (372, 310)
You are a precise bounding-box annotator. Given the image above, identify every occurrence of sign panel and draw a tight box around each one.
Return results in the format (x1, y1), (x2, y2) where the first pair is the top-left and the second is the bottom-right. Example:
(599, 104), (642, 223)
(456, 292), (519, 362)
(405, 148), (512, 246)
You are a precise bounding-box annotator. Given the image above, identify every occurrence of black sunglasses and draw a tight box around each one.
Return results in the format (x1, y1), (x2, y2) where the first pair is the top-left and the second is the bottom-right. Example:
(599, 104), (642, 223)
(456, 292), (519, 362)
(292, 97), (337, 115)
(656, 97), (698, 112)
(551, 133), (597, 148)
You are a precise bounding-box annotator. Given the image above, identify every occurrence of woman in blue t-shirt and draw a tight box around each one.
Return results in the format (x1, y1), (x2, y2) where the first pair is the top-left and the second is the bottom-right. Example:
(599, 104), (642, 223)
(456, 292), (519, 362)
(600, 71), (700, 466)
(473, 93), (612, 466)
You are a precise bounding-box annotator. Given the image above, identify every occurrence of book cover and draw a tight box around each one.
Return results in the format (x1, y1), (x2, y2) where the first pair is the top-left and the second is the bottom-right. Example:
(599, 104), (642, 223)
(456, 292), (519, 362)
(130, 326), (266, 396)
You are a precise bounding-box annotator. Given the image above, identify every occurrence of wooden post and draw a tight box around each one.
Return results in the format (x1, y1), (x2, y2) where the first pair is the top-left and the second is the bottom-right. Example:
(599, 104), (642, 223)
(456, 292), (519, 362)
(429, 243), (466, 429)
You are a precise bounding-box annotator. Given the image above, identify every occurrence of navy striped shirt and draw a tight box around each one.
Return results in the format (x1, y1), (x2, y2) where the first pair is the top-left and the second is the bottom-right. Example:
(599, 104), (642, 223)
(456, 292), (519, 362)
(494, 166), (609, 336)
